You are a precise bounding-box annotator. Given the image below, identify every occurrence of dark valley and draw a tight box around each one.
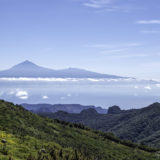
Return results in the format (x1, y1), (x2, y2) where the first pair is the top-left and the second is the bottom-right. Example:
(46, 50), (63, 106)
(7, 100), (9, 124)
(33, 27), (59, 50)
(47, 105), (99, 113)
(36, 103), (160, 148)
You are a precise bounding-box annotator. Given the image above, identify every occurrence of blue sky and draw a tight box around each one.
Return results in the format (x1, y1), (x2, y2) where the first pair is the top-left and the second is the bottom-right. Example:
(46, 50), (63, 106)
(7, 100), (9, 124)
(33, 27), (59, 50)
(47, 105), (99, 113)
(0, 0), (160, 79)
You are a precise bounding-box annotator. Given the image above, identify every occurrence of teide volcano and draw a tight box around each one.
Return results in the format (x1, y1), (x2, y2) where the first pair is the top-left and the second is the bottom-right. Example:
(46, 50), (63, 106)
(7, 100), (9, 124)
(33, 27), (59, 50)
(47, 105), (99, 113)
(0, 60), (125, 78)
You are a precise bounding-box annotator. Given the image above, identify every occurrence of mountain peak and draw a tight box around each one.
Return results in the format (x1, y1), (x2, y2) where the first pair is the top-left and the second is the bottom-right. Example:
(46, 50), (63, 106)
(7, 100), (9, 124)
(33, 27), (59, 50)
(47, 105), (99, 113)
(22, 60), (34, 64)
(10, 60), (40, 70)
(108, 105), (122, 114)
(17, 60), (37, 66)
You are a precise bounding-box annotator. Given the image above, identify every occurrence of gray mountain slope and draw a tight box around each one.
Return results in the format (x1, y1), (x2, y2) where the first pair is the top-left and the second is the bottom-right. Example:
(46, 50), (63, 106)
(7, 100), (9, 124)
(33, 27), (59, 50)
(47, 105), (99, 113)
(0, 60), (124, 78)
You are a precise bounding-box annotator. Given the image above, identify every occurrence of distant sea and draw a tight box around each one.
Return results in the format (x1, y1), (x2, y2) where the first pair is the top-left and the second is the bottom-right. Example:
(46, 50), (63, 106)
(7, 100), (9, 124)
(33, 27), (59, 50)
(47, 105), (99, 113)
(0, 78), (160, 109)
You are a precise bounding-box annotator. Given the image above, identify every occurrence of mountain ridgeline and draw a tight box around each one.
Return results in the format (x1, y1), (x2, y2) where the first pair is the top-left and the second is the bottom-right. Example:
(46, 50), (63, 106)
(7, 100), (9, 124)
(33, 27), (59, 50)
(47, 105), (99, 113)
(21, 103), (107, 114)
(0, 60), (125, 78)
(0, 100), (159, 160)
(39, 103), (160, 148)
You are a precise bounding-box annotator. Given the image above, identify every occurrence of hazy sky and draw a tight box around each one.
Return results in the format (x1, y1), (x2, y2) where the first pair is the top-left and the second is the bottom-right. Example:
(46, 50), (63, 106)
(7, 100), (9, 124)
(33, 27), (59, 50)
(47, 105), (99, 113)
(0, 0), (160, 79)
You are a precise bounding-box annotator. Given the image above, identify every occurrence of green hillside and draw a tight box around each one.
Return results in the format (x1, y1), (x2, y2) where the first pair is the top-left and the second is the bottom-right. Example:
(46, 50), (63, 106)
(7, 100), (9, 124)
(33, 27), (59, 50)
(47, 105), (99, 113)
(0, 100), (159, 160)
(44, 103), (160, 148)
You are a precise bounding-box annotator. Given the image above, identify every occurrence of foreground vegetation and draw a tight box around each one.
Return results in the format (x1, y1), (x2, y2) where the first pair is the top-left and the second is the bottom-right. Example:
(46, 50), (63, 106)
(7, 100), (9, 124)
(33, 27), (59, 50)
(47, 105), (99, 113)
(0, 100), (160, 160)
(44, 103), (160, 148)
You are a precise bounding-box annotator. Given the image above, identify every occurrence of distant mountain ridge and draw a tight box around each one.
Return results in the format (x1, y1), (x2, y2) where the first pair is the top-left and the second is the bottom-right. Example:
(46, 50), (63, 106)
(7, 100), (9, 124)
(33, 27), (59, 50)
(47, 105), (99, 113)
(21, 103), (107, 114)
(0, 60), (125, 78)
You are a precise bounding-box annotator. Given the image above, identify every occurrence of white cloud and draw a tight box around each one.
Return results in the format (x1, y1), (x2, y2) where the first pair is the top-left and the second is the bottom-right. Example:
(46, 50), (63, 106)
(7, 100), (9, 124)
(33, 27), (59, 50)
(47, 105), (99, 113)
(86, 42), (141, 49)
(79, 0), (139, 12)
(42, 95), (48, 99)
(0, 78), (69, 82)
(0, 77), (143, 84)
(18, 96), (28, 100)
(134, 85), (139, 89)
(88, 78), (101, 82)
(86, 42), (150, 58)
(67, 93), (72, 97)
(109, 53), (150, 58)
(16, 90), (28, 100)
(136, 20), (160, 24)
(83, 0), (113, 8)
(101, 49), (128, 54)
(83, 3), (102, 8)
(144, 86), (152, 90)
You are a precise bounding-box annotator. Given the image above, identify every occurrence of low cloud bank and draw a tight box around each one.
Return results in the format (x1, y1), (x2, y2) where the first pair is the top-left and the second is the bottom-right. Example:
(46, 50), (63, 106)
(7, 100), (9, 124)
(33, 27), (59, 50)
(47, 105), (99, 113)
(0, 77), (134, 82)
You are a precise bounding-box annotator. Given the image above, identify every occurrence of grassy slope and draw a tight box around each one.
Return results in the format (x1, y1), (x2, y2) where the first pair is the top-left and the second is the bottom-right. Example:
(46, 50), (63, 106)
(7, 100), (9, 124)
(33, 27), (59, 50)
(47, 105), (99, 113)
(0, 100), (159, 160)
(46, 103), (160, 148)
